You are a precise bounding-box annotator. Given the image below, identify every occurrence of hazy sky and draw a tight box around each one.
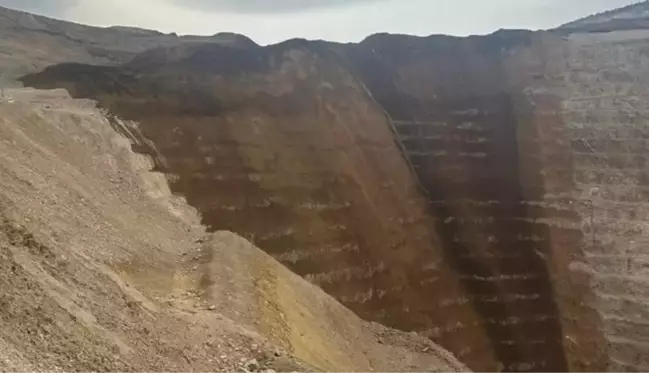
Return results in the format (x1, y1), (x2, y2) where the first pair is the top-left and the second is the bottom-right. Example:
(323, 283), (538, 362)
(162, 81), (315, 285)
(0, 0), (640, 45)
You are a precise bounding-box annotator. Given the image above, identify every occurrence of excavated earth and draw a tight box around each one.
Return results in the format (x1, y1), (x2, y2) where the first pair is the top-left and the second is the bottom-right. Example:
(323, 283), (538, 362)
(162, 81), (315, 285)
(0, 88), (466, 372)
(7, 3), (649, 373)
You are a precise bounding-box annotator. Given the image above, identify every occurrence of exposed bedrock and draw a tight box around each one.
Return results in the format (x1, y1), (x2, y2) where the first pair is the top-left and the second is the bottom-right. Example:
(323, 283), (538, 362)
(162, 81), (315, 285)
(25, 29), (649, 371)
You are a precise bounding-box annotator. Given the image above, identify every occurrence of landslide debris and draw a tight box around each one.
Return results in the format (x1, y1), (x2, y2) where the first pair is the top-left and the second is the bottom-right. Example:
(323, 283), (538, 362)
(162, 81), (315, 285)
(0, 88), (466, 372)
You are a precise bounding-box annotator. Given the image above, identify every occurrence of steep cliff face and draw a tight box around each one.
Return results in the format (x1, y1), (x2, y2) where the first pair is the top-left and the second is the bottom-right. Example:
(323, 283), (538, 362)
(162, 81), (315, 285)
(22, 24), (649, 372)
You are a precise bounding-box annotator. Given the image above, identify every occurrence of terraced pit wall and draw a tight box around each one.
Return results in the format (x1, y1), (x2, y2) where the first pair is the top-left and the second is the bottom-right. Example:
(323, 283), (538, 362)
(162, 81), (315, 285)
(550, 30), (649, 371)
(347, 32), (606, 371)
(22, 30), (649, 371)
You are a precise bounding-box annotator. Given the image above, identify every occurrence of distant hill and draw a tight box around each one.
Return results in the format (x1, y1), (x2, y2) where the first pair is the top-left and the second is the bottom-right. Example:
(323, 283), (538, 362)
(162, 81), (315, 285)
(560, 1), (649, 32)
(0, 5), (256, 84)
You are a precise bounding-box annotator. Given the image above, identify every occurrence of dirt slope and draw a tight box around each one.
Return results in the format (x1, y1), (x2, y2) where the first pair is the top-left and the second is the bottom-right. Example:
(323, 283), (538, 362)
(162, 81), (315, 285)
(0, 88), (466, 372)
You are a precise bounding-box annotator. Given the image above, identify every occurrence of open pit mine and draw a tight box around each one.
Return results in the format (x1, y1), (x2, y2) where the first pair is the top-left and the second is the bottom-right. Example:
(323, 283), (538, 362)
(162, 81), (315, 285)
(4, 1), (649, 372)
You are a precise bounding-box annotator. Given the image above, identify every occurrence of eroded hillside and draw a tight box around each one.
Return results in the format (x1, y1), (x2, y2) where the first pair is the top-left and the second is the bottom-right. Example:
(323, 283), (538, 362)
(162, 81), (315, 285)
(0, 88), (466, 372)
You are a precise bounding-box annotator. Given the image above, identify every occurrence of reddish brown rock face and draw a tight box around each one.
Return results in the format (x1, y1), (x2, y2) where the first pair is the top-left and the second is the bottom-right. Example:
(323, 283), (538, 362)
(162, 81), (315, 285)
(22, 33), (616, 371)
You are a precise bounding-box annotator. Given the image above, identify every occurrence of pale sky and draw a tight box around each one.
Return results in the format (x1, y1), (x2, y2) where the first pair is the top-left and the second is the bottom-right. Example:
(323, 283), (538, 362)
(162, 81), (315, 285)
(0, 0), (640, 45)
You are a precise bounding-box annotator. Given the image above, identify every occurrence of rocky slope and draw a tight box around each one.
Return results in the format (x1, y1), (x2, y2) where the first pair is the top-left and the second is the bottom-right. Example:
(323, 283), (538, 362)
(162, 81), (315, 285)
(0, 88), (466, 372)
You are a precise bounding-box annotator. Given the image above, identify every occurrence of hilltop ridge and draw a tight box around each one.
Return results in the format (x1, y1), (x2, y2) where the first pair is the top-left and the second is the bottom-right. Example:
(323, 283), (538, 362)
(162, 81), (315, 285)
(560, 1), (649, 31)
(0, 5), (255, 84)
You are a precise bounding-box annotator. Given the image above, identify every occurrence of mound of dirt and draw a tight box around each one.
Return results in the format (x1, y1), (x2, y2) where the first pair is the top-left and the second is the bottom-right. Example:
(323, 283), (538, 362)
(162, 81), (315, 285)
(0, 88), (466, 372)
